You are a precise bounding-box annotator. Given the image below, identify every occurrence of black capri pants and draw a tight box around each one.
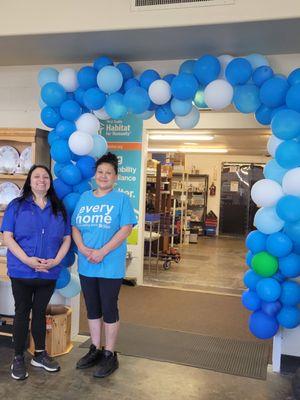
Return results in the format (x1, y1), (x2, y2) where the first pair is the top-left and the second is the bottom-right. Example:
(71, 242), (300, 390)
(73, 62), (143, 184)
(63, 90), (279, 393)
(79, 274), (123, 323)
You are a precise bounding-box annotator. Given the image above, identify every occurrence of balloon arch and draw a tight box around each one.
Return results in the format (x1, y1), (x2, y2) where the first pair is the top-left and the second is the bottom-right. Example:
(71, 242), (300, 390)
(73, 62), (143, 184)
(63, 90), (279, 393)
(39, 53), (300, 340)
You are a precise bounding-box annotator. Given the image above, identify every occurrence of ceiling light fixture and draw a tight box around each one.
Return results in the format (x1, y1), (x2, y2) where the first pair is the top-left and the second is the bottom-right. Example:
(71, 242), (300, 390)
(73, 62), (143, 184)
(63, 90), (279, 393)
(149, 134), (214, 141)
(148, 148), (228, 154)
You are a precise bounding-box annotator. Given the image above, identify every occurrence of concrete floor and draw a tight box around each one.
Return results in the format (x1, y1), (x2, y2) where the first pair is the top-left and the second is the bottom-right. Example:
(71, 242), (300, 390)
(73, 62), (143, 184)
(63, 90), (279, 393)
(0, 341), (294, 400)
(144, 236), (246, 295)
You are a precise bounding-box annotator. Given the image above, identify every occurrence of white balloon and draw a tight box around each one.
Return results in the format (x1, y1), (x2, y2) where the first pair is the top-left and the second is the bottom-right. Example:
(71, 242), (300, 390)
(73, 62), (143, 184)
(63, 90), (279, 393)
(93, 108), (111, 120)
(148, 79), (171, 105)
(204, 79), (233, 110)
(58, 68), (79, 92)
(267, 135), (283, 158)
(282, 167), (300, 196)
(218, 55), (234, 79)
(76, 113), (100, 135)
(175, 106), (200, 129)
(68, 131), (94, 155)
(251, 179), (283, 207)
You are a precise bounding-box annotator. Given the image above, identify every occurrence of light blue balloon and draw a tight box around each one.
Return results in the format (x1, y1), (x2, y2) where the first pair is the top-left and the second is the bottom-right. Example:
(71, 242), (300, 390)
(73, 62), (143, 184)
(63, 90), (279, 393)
(88, 135), (108, 159)
(105, 93), (127, 119)
(171, 98), (192, 116)
(38, 67), (59, 87)
(244, 54), (270, 70)
(123, 86), (150, 114)
(263, 159), (287, 184)
(57, 274), (81, 298)
(97, 66), (123, 94)
(175, 106), (199, 129)
(136, 110), (155, 120)
(233, 84), (261, 113)
(254, 207), (284, 234)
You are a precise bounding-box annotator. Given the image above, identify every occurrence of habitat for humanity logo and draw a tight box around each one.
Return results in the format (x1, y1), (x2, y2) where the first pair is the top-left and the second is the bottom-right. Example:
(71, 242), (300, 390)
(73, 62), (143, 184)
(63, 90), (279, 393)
(99, 119), (131, 137)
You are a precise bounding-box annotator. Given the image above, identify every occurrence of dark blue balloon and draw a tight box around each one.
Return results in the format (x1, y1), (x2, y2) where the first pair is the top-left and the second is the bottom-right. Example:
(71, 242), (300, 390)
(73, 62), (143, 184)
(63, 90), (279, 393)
(123, 86), (150, 114)
(256, 278), (281, 302)
(275, 140), (300, 169)
(252, 66), (274, 87)
(279, 252), (300, 278)
(76, 156), (96, 179)
(272, 271), (286, 283)
(140, 69), (160, 90)
(73, 179), (91, 194)
(41, 106), (61, 128)
(77, 66), (97, 89)
(55, 268), (71, 289)
(179, 60), (196, 75)
(293, 243), (300, 255)
(60, 100), (81, 122)
(243, 269), (262, 290)
(246, 250), (254, 267)
(249, 311), (279, 339)
(225, 58), (252, 86)
(117, 63), (134, 81)
(50, 140), (71, 164)
(288, 68), (300, 85)
(60, 164), (82, 186)
(55, 120), (76, 140)
(193, 55), (220, 85)
(41, 82), (66, 108)
(47, 130), (60, 146)
(284, 220), (300, 245)
(83, 87), (106, 110)
(260, 77), (289, 108)
(155, 103), (175, 124)
(54, 162), (71, 178)
(242, 290), (261, 311)
(271, 109), (300, 140)
(286, 83), (300, 112)
(280, 281), (300, 306)
(53, 178), (73, 199)
(261, 300), (281, 317)
(277, 306), (300, 329)
(276, 195), (300, 223)
(74, 87), (86, 106)
(246, 230), (267, 253)
(255, 104), (273, 125)
(93, 55), (113, 71)
(60, 251), (76, 268)
(124, 78), (140, 91)
(266, 232), (293, 257)
(163, 74), (176, 85)
(63, 192), (81, 215)
(171, 73), (198, 101)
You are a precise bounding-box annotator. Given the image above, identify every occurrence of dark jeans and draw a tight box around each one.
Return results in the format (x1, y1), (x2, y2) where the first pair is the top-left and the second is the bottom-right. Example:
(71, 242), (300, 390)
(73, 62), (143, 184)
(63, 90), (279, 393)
(11, 278), (56, 356)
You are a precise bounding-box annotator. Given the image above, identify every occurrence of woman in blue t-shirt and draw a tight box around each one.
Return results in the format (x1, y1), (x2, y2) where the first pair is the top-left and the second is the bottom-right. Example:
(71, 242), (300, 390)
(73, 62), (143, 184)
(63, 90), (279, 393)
(1, 165), (71, 380)
(72, 152), (136, 378)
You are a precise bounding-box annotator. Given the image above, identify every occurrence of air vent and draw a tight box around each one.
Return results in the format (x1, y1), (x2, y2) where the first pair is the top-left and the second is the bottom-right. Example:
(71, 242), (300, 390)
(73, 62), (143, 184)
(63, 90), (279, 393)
(132, 0), (234, 11)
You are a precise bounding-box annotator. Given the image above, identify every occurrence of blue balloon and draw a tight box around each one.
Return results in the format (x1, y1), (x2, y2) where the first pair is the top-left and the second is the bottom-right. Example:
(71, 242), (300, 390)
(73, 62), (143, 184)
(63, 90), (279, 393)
(117, 63), (134, 81)
(243, 269), (262, 290)
(263, 159), (287, 184)
(41, 82), (67, 108)
(293, 243), (300, 255)
(63, 192), (81, 215)
(55, 120), (76, 140)
(246, 250), (254, 267)
(261, 301), (281, 317)
(38, 67), (59, 87)
(284, 220), (300, 244)
(175, 106), (199, 129)
(271, 109), (300, 140)
(225, 58), (252, 86)
(242, 290), (261, 311)
(39, 97), (47, 109)
(148, 101), (158, 111)
(53, 162), (69, 178)
(57, 274), (81, 298)
(260, 77), (289, 108)
(140, 69), (160, 90)
(286, 83), (300, 112)
(193, 87), (208, 109)
(252, 66), (274, 87)
(77, 66), (97, 89)
(270, 105), (288, 120)
(76, 156), (95, 179)
(124, 78), (140, 91)
(256, 278), (281, 302)
(254, 207), (284, 235)
(47, 130), (60, 146)
(272, 271), (286, 283)
(233, 84), (261, 113)
(60, 100), (81, 122)
(280, 281), (300, 306)
(288, 68), (300, 86)
(179, 60), (196, 75)
(93, 55), (113, 71)
(74, 87), (86, 106)
(266, 232), (293, 257)
(171, 73), (198, 101)
(277, 306), (300, 329)
(155, 103), (175, 124)
(97, 66), (123, 94)
(163, 74), (176, 85)
(105, 93), (127, 119)
(136, 110), (155, 120)
(249, 311), (279, 339)
(279, 253), (300, 278)
(60, 164), (82, 186)
(60, 251), (76, 268)
(55, 268), (71, 289)
(53, 178), (73, 199)
(41, 106), (61, 128)
(276, 195), (300, 223)
(123, 87), (150, 114)
(275, 140), (300, 169)
(255, 104), (273, 125)
(170, 98), (192, 116)
(73, 179), (91, 194)
(193, 55), (220, 85)
(83, 87), (106, 110)
(50, 140), (72, 164)
(244, 54), (270, 69)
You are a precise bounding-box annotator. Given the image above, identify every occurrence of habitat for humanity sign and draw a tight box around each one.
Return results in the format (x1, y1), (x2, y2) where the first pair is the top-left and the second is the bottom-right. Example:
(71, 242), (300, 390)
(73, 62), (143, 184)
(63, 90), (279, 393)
(99, 114), (143, 245)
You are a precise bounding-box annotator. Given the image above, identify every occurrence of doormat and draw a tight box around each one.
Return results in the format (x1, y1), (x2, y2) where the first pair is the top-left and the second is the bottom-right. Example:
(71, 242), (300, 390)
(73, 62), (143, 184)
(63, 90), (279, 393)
(80, 322), (270, 380)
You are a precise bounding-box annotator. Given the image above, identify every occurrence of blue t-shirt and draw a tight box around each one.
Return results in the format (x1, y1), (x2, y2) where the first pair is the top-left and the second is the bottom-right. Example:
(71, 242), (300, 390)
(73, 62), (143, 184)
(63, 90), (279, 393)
(71, 190), (137, 279)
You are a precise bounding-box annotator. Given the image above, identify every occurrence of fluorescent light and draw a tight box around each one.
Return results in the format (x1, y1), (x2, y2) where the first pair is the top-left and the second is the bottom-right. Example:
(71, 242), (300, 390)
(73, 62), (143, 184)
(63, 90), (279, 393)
(149, 134), (214, 141)
(148, 148), (228, 154)
(148, 148), (178, 152)
(184, 142), (198, 145)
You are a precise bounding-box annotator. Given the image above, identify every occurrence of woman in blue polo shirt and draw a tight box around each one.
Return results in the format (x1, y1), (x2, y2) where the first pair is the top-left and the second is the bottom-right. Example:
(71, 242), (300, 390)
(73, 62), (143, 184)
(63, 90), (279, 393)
(72, 152), (136, 378)
(1, 165), (71, 380)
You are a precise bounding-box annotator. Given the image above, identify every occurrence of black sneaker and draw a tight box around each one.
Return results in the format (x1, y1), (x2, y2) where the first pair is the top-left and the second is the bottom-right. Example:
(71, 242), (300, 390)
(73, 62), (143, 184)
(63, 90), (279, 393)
(11, 355), (28, 380)
(76, 344), (103, 369)
(31, 351), (60, 372)
(93, 350), (119, 378)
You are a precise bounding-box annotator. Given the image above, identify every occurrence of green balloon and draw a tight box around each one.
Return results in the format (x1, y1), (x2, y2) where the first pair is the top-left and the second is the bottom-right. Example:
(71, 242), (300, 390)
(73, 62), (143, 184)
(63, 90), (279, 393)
(251, 251), (278, 277)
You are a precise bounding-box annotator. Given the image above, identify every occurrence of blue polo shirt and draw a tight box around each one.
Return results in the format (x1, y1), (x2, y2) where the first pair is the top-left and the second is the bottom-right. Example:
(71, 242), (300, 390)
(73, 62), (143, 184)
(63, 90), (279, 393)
(71, 190), (137, 279)
(1, 197), (71, 280)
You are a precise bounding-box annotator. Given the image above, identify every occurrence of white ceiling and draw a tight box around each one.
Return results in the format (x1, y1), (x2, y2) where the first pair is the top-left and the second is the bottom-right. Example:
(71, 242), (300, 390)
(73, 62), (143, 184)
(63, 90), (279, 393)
(1, 18), (300, 66)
